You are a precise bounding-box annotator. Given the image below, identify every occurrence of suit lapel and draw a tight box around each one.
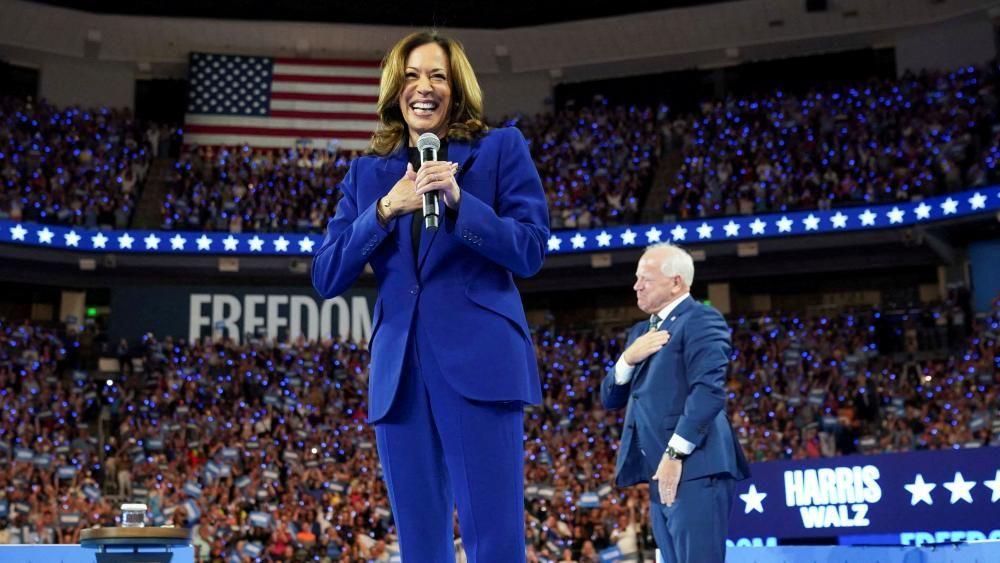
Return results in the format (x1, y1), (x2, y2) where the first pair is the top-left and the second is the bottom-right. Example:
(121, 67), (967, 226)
(632, 296), (696, 382)
(416, 139), (475, 273)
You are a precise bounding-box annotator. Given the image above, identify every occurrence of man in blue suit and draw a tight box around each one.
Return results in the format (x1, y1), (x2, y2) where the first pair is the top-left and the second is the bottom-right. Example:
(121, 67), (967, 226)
(312, 32), (547, 562)
(602, 243), (749, 563)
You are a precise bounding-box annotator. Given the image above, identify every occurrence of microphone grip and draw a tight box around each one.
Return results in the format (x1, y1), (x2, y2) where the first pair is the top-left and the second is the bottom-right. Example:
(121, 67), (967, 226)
(421, 146), (440, 230)
(423, 192), (439, 230)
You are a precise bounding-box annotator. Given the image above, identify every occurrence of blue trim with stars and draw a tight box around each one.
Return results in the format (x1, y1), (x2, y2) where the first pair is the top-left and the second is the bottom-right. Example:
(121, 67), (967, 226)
(1, 187), (997, 257)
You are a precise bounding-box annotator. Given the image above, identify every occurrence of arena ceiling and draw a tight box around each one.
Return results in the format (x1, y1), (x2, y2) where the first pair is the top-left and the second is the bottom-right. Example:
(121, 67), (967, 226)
(30, 0), (736, 29)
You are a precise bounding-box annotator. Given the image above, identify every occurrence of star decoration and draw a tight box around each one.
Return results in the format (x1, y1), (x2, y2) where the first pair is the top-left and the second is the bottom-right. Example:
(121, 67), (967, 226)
(64, 231), (81, 247)
(830, 212), (848, 228)
(645, 226), (662, 243)
(940, 198), (958, 215)
(570, 233), (587, 249)
(696, 222), (713, 239)
(887, 206), (905, 224)
(298, 238), (315, 253)
(621, 229), (637, 245)
(118, 233), (135, 249)
(144, 234), (161, 250)
(223, 235), (239, 251)
(10, 224), (27, 241)
(859, 209), (877, 226)
(197, 235), (212, 251)
(547, 235), (562, 252)
(170, 234), (187, 250)
(802, 214), (820, 231)
(248, 236), (264, 252)
(776, 216), (793, 233)
(968, 192), (987, 210)
(904, 474), (936, 506)
(739, 484), (767, 514)
(595, 231), (612, 247)
(914, 202), (932, 220)
(274, 236), (290, 252)
(983, 470), (1000, 503)
(670, 224), (687, 241)
(38, 227), (54, 244)
(91, 232), (108, 249)
(723, 221), (740, 237)
(943, 472), (976, 504)
(749, 218), (766, 235)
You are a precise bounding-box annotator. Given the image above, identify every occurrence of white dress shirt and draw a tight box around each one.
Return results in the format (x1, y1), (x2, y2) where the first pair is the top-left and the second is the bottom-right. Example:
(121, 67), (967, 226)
(613, 293), (696, 455)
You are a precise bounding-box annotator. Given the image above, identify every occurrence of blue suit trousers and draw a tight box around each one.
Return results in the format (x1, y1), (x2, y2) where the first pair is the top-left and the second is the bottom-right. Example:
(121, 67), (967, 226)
(374, 317), (526, 562)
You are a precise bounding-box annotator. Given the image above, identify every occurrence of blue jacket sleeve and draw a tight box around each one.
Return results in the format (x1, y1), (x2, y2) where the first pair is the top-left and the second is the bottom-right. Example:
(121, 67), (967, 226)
(447, 128), (549, 278)
(674, 308), (731, 447)
(311, 159), (391, 299)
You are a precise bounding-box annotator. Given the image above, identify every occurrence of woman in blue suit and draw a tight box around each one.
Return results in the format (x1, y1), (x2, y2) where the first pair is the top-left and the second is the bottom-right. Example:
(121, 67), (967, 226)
(311, 31), (549, 562)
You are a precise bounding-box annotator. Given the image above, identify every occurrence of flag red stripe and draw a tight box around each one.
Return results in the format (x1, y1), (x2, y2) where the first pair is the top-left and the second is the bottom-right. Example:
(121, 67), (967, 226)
(186, 124), (373, 139)
(274, 57), (382, 68)
(268, 109), (376, 120)
(270, 92), (379, 103)
(272, 74), (380, 85)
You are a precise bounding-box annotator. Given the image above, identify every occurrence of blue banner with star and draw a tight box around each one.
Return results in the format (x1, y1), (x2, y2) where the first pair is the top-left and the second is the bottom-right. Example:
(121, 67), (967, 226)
(1, 187), (997, 256)
(728, 446), (1000, 545)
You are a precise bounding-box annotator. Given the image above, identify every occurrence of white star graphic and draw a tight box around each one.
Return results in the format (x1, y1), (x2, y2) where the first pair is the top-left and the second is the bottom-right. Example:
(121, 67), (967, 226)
(914, 202), (932, 220)
(984, 470), (1000, 503)
(830, 212), (848, 229)
(595, 231), (612, 247)
(859, 209), (877, 226)
(723, 220), (740, 237)
(144, 234), (161, 250)
(904, 474), (936, 506)
(38, 227), (54, 244)
(621, 229), (637, 245)
(739, 484), (767, 514)
(547, 235), (562, 252)
(670, 224), (687, 241)
(696, 222), (714, 239)
(776, 216), (793, 233)
(968, 192), (987, 210)
(943, 472), (976, 504)
(64, 231), (81, 247)
(91, 232), (108, 249)
(10, 224), (28, 241)
(196, 235), (212, 251)
(118, 233), (135, 249)
(749, 218), (766, 235)
(170, 234), (187, 250)
(887, 206), (905, 224)
(802, 214), (820, 231)
(298, 238), (315, 253)
(940, 198), (958, 215)
(274, 236), (290, 252)
(570, 233), (587, 249)
(645, 226), (662, 243)
(223, 235), (239, 252)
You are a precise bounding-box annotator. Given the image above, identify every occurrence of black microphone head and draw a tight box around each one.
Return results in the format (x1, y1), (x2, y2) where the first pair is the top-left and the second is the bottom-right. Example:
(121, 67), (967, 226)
(416, 132), (441, 153)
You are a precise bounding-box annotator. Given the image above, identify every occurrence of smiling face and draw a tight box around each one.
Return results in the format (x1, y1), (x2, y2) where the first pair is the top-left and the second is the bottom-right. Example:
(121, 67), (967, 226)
(633, 248), (683, 315)
(398, 42), (452, 146)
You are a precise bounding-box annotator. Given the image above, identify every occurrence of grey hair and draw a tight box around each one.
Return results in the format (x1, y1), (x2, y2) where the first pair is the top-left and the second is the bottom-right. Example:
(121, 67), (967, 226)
(646, 242), (694, 286)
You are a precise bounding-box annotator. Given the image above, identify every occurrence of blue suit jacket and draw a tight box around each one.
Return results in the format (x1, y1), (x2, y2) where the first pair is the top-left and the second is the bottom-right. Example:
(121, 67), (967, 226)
(601, 297), (750, 497)
(312, 127), (549, 422)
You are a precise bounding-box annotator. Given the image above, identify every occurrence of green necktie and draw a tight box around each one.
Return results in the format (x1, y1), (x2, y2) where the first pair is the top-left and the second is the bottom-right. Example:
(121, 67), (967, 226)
(648, 314), (662, 333)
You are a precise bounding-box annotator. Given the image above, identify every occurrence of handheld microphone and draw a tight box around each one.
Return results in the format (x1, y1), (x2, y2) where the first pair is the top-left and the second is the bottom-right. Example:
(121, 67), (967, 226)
(417, 132), (441, 230)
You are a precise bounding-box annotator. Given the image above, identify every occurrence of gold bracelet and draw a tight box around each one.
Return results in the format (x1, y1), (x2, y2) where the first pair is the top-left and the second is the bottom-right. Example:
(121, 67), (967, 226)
(376, 198), (391, 223)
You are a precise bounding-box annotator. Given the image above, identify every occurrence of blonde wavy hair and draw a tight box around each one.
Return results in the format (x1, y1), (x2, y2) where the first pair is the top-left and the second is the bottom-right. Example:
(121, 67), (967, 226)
(368, 31), (488, 156)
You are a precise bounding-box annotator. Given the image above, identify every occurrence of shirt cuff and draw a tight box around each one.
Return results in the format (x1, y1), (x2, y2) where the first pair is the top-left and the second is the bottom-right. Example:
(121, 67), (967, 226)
(667, 433), (696, 455)
(614, 356), (634, 385)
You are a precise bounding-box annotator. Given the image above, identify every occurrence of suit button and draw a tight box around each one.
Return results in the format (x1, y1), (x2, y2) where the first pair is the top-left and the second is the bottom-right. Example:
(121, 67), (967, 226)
(409, 285), (420, 295)
(631, 393), (638, 400)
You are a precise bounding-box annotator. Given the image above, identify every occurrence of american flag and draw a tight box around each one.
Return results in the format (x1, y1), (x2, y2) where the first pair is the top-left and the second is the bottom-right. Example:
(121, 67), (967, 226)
(184, 52), (380, 151)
